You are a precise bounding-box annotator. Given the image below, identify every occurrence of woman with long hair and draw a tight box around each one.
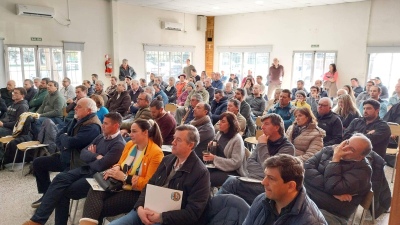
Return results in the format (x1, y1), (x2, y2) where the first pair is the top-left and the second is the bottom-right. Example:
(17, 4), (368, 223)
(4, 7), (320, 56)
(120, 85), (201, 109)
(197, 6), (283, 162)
(333, 94), (361, 129)
(286, 107), (325, 162)
(243, 78), (254, 96)
(203, 112), (246, 187)
(343, 84), (356, 104)
(323, 63), (338, 98)
(79, 119), (164, 225)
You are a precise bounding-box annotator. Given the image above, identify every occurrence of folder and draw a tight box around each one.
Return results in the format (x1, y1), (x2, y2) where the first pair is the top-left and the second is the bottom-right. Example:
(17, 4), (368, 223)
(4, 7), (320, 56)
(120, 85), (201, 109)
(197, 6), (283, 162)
(144, 184), (183, 213)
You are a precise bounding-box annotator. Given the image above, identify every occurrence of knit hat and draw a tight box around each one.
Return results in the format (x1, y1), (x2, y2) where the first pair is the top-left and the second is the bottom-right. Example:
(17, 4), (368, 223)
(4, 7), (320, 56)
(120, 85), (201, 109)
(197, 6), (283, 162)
(295, 90), (306, 98)
(187, 82), (195, 89)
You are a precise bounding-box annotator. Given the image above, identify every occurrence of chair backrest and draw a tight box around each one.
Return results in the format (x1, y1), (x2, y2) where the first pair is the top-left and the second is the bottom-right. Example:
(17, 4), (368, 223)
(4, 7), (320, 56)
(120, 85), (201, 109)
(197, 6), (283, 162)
(165, 103), (178, 113)
(255, 117), (262, 128)
(255, 130), (263, 139)
(360, 190), (374, 209)
(389, 122), (400, 137)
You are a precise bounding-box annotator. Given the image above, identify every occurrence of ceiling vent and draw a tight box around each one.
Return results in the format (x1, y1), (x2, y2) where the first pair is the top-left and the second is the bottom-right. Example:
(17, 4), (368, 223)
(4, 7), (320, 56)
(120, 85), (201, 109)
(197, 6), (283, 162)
(16, 4), (55, 18)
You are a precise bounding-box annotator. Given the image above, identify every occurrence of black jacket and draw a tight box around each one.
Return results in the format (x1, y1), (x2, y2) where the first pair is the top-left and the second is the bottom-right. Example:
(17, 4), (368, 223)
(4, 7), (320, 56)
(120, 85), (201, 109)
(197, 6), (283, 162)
(304, 146), (372, 219)
(383, 102), (400, 124)
(164, 86), (177, 103)
(0, 88), (13, 107)
(343, 117), (390, 158)
(106, 91), (131, 116)
(25, 87), (38, 102)
(317, 111), (343, 146)
(206, 86), (215, 103)
(210, 96), (228, 124)
(134, 151), (210, 225)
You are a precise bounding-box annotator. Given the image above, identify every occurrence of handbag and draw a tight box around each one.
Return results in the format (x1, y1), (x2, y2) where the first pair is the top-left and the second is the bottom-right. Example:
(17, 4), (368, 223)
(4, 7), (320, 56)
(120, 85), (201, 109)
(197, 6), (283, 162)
(93, 172), (123, 192)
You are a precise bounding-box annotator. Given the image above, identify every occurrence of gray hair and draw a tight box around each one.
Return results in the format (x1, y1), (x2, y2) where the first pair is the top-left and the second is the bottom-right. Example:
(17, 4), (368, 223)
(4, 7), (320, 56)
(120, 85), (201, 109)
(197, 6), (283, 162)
(131, 80), (139, 85)
(141, 92), (153, 103)
(144, 86), (155, 96)
(191, 93), (203, 102)
(122, 59), (128, 63)
(176, 124), (200, 148)
(195, 81), (203, 88)
(81, 98), (97, 113)
(320, 97), (333, 107)
(95, 80), (104, 87)
(169, 77), (176, 83)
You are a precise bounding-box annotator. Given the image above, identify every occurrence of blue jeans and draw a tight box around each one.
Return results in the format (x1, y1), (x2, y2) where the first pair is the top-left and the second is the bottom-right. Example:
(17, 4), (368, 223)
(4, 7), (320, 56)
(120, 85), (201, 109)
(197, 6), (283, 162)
(31, 167), (92, 225)
(109, 209), (161, 225)
(217, 176), (265, 205)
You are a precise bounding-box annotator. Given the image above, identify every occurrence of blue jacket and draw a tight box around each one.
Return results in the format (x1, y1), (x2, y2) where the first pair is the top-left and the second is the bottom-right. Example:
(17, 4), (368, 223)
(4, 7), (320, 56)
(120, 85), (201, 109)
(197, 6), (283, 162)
(243, 189), (327, 225)
(268, 102), (295, 130)
(154, 90), (169, 106)
(56, 113), (102, 165)
(212, 80), (224, 90)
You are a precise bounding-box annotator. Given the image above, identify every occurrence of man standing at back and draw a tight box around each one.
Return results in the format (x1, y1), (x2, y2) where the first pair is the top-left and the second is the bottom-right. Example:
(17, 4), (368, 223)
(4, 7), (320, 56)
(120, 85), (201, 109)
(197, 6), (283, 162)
(267, 58), (284, 99)
(119, 59), (136, 81)
(183, 59), (195, 77)
(108, 125), (210, 225)
(243, 154), (326, 225)
(304, 134), (373, 225)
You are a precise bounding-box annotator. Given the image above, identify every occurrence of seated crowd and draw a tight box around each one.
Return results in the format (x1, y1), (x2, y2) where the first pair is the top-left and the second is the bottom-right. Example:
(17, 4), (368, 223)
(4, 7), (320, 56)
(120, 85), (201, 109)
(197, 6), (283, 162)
(0, 60), (397, 225)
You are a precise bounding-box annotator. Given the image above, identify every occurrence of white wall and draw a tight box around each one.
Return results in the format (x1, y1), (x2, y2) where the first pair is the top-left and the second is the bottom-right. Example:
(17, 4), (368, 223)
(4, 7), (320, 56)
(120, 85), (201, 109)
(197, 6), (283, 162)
(0, 0), (113, 82)
(114, 2), (205, 78)
(214, 0), (400, 89)
(0, 0), (206, 84)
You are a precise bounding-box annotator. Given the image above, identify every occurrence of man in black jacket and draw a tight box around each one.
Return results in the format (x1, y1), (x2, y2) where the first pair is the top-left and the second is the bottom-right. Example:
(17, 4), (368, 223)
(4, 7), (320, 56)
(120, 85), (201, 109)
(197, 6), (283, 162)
(304, 133), (373, 225)
(316, 97), (343, 146)
(108, 124), (210, 225)
(0, 87), (29, 137)
(344, 99), (391, 158)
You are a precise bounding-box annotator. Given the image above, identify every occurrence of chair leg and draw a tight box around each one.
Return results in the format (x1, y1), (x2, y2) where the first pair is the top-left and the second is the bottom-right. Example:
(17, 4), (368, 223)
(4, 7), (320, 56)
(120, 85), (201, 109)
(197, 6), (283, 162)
(391, 153), (398, 183)
(11, 144), (19, 171)
(360, 209), (366, 225)
(351, 210), (357, 225)
(71, 199), (79, 225)
(371, 195), (375, 224)
(21, 148), (30, 176)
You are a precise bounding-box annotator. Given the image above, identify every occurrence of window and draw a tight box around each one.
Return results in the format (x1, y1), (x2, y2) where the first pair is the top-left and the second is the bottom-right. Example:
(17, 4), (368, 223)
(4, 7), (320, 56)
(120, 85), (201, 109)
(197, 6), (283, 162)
(218, 46), (271, 83)
(367, 49), (400, 95)
(144, 44), (194, 83)
(6, 43), (83, 87)
(292, 51), (337, 89)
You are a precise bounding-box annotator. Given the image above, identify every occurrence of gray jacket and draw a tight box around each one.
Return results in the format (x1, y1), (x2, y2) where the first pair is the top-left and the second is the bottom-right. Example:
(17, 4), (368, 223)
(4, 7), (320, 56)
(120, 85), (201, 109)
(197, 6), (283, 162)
(214, 132), (247, 176)
(245, 95), (266, 117)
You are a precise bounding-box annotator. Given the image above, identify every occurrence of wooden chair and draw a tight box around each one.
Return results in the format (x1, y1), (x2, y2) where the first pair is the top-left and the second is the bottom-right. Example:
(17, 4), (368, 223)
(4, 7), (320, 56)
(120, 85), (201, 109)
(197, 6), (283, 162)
(351, 190), (375, 225)
(11, 141), (48, 175)
(244, 130), (263, 150)
(386, 122), (400, 183)
(0, 136), (15, 166)
(165, 103), (178, 113)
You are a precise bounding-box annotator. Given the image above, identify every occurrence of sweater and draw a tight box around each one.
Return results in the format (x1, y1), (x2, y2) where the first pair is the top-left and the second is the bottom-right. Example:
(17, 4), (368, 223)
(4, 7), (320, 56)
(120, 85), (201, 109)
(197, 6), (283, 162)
(0, 88), (13, 107)
(285, 122), (325, 162)
(245, 95), (266, 116)
(29, 88), (48, 112)
(155, 112), (176, 145)
(25, 87), (38, 102)
(37, 90), (66, 118)
(80, 133), (126, 172)
(213, 132), (247, 176)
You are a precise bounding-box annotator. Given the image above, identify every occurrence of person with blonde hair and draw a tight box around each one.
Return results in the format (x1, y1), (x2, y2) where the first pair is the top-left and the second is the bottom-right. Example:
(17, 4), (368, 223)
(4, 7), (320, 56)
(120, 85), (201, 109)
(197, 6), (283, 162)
(286, 107), (325, 162)
(333, 94), (361, 129)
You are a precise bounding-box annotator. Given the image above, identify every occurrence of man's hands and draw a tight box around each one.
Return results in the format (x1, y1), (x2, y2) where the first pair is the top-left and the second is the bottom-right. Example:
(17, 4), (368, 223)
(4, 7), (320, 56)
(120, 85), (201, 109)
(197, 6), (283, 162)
(331, 140), (353, 162)
(258, 134), (269, 144)
(333, 194), (353, 202)
(137, 206), (161, 225)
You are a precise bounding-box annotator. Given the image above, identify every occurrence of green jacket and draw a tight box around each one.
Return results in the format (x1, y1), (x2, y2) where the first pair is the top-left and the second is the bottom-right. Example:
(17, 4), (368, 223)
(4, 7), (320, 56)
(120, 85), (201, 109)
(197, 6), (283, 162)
(36, 90), (66, 117)
(29, 88), (48, 112)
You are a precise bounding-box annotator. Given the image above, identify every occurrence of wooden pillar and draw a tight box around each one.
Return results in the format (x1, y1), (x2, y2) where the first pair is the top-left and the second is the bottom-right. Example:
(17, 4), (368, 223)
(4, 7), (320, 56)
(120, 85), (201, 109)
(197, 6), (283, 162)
(389, 153), (400, 224)
(205, 16), (214, 76)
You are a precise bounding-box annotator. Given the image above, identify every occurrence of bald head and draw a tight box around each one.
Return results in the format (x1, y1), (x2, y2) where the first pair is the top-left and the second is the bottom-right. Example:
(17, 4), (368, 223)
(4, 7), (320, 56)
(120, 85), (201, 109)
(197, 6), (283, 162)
(7, 80), (16, 91)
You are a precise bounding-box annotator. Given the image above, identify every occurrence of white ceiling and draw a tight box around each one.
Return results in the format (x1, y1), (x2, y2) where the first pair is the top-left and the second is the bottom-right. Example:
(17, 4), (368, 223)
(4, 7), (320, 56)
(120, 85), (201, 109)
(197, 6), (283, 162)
(118, 0), (367, 16)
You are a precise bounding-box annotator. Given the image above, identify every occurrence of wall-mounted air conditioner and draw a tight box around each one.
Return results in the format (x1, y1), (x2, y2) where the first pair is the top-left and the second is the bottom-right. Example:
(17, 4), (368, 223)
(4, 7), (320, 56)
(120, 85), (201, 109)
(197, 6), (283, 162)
(161, 21), (183, 31)
(16, 4), (55, 18)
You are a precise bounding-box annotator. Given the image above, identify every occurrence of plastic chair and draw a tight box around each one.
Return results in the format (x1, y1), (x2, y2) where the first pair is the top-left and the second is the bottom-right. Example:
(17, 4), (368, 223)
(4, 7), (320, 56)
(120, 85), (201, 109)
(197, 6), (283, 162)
(165, 103), (178, 113)
(351, 190), (375, 225)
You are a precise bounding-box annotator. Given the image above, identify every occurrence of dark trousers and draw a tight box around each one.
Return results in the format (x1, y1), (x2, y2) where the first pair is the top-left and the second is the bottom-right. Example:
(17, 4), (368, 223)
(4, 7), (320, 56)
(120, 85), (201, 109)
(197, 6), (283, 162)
(31, 167), (92, 225)
(217, 176), (265, 205)
(82, 189), (140, 224)
(33, 153), (69, 194)
(209, 168), (239, 187)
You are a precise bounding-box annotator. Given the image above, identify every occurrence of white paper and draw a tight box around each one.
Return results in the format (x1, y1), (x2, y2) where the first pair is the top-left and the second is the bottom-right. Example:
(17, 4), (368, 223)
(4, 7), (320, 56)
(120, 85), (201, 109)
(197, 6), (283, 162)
(161, 145), (172, 152)
(144, 184), (182, 213)
(86, 178), (105, 191)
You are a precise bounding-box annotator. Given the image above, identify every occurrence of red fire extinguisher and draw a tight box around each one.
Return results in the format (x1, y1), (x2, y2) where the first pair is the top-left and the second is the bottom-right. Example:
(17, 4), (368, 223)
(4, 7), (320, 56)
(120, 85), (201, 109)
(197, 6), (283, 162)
(105, 55), (113, 74)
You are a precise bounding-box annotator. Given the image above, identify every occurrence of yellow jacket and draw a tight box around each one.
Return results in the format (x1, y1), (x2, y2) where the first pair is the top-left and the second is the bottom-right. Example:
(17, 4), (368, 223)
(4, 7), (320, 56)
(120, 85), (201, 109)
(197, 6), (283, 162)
(116, 139), (164, 191)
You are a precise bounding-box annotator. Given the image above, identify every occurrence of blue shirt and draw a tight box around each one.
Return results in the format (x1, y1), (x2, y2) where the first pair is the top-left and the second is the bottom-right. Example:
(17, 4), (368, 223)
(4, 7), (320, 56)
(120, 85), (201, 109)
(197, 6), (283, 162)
(154, 90), (169, 106)
(97, 106), (109, 123)
(212, 80), (224, 90)
(388, 94), (400, 107)
(267, 102), (295, 130)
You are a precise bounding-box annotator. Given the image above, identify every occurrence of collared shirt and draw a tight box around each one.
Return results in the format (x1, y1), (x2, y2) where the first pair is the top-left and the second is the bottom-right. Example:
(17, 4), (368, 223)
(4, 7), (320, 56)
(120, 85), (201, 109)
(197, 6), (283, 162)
(104, 130), (120, 140)
(60, 85), (76, 100)
(263, 193), (298, 225)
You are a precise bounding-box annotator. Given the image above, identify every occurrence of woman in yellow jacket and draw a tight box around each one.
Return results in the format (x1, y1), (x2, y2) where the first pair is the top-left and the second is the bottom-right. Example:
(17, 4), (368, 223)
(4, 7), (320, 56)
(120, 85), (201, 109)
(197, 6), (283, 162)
(79, 119), (164, 225)
(292, 90), (311, 111)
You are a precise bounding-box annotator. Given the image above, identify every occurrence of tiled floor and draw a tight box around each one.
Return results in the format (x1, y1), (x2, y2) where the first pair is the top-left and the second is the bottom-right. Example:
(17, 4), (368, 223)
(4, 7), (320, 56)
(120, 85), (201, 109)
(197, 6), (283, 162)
(0, 163), (394, 225)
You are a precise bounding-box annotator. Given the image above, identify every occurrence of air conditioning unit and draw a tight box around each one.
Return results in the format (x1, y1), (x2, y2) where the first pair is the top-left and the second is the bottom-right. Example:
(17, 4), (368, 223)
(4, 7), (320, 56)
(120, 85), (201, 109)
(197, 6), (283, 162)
(161, 21), (183, 31)
(16, 4), (55, 18)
